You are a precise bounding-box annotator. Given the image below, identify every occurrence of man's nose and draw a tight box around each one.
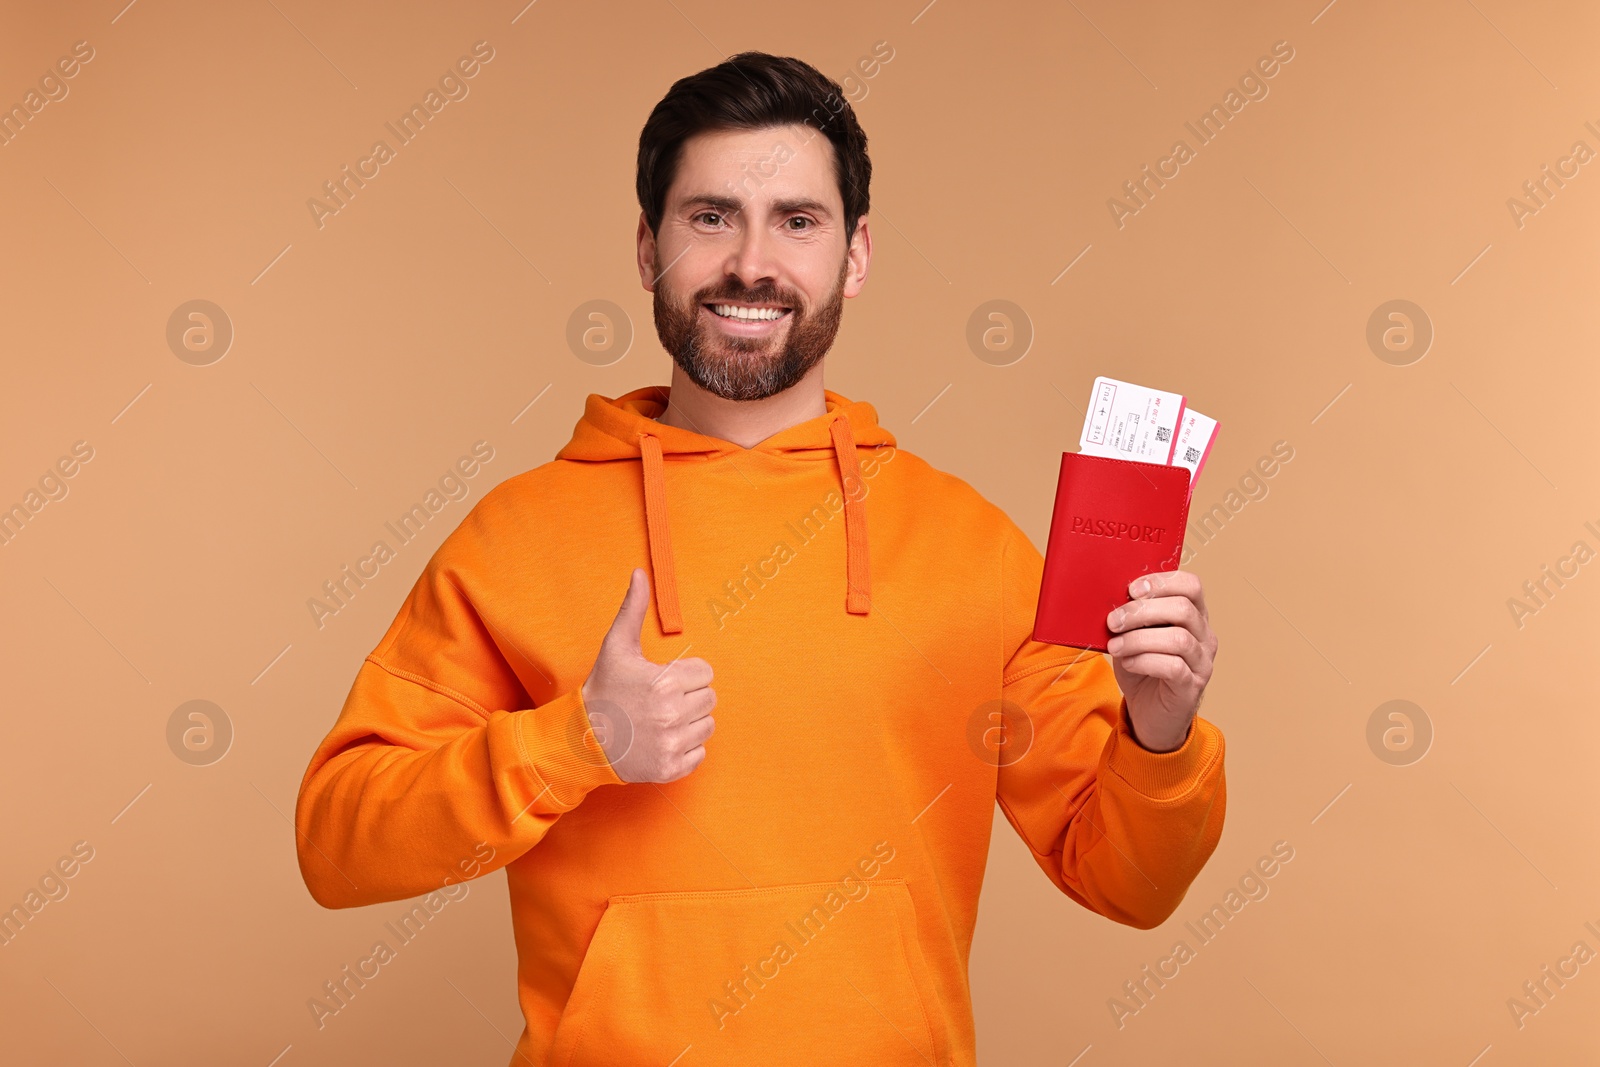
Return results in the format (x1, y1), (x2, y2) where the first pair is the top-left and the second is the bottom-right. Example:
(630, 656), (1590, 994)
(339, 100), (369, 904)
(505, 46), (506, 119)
(723, 217), (780, 291)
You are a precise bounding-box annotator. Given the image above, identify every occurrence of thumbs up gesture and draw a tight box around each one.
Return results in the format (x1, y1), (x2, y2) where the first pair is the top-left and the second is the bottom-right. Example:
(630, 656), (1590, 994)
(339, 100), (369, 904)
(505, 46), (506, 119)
(580, 568), (718, 783)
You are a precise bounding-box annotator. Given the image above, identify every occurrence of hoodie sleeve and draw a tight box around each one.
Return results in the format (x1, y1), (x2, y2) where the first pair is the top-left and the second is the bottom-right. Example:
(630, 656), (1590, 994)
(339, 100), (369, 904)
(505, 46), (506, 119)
(293, 500), (623, 910)
(994, 517), (1225, 929)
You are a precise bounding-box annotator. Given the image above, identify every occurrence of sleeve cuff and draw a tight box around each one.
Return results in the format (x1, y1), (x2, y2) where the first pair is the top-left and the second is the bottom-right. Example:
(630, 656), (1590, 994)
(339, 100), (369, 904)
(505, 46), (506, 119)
(1106, 698), (1224, 801)
(514, 687), (625, 810)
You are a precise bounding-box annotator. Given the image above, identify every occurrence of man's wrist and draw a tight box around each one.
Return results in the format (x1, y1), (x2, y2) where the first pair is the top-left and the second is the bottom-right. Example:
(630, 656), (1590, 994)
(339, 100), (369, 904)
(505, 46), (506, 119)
(1124, 704), (1191, 754)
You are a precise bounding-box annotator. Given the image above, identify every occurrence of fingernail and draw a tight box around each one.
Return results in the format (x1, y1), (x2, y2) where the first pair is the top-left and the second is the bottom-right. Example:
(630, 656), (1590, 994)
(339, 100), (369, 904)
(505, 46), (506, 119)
(1132, 578), (1150, 597)
(1108, 609), (1124, 629)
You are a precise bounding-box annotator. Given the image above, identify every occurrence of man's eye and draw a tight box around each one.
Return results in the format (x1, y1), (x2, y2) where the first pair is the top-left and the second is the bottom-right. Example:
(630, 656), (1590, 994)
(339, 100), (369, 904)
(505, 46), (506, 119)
(787, 217), (812, 230)
(697, 212), (723, 226)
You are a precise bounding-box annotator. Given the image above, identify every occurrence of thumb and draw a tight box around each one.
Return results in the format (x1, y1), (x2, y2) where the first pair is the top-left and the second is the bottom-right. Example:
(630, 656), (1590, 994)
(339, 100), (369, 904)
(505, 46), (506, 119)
(600, 567), (650, 660)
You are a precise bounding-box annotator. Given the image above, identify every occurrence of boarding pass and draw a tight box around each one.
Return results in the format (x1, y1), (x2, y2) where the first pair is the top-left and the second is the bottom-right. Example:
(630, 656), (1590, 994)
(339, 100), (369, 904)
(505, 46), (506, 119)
(1077, 375), (1218, 487)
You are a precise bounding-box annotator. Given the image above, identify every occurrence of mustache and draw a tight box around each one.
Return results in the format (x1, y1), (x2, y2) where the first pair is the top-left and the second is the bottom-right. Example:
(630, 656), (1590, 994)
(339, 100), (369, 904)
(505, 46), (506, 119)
(694, 284), (800, 308)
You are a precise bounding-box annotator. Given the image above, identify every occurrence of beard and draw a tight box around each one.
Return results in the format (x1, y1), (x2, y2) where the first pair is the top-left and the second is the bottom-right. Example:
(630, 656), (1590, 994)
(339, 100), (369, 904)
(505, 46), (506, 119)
(652, 252), (848, 402)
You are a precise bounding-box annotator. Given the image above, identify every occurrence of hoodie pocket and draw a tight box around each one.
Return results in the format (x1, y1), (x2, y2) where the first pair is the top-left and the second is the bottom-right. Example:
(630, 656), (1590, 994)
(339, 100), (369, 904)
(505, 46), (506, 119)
(548, 877), (948, 1066)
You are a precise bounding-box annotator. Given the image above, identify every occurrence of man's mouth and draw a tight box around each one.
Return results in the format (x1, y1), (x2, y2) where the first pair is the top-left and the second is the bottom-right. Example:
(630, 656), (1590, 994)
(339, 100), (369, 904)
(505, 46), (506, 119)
(704, 302), (792, 322)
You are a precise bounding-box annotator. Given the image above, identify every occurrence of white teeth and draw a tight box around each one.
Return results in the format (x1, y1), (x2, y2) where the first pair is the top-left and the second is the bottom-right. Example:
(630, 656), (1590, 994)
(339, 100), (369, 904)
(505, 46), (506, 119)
(711, 304), (786, 321)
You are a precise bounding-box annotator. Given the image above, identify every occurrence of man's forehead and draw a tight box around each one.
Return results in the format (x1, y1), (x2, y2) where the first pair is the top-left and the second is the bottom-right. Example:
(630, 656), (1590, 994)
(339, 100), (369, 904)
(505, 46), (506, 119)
(671, 126), (839, 204)
(724, 137), (797, 163)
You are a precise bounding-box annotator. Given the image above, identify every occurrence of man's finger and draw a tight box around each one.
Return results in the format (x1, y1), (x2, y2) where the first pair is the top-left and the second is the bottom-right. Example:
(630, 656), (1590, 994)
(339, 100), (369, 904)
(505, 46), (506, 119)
(1109, 626), (1208, 676)
(1109, 593), (1204, 643)
(1114, 653), (1200, 697)
(1130, 569), (1207, 620)
(601, 567), (651, 659)
(671, 656), (715, 692)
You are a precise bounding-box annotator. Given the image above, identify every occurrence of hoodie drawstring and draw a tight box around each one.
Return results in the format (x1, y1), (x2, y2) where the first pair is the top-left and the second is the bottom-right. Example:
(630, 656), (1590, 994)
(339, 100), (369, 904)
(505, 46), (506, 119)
(828, 415), (873, 616)
(636, 415), (872, 636)
(638, 432), (685, 635)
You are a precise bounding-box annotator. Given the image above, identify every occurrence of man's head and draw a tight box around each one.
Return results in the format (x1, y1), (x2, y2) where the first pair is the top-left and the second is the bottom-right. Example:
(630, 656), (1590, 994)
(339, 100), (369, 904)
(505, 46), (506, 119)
(635, 52), (872, 402)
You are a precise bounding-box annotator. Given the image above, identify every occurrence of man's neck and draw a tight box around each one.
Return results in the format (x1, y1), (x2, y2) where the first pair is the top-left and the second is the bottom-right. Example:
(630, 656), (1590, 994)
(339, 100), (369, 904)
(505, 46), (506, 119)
(655, 362), (828, 449)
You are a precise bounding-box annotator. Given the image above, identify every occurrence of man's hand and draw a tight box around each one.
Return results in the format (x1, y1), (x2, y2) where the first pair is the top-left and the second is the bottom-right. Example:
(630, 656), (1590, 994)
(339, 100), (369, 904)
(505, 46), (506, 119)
(1105, 569), (1217, 753)
(581, 567), (717, 783)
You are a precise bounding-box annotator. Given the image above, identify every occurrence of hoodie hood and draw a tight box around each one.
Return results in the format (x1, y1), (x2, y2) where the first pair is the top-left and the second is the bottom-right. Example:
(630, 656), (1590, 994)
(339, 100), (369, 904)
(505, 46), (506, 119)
(555, 385), (896, 636)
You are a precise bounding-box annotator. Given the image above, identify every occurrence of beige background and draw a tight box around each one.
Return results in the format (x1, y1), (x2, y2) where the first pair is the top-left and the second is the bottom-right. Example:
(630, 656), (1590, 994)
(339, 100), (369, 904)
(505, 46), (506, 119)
(2, 0), (1596, 1063)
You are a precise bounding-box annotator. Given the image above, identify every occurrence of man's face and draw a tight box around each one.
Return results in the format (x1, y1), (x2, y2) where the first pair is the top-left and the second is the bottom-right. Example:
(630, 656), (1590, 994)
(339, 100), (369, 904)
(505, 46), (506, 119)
(638, 123), (870, 402)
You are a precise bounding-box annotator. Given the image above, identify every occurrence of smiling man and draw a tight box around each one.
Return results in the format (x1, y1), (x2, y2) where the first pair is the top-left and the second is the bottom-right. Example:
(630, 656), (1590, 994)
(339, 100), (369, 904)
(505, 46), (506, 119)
(296, 52), (1226, 1066)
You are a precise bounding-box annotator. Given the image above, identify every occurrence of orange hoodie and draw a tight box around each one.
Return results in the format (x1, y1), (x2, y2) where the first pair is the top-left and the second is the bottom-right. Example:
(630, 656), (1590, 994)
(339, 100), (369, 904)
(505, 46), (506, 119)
(295, 385), (1226, 1066)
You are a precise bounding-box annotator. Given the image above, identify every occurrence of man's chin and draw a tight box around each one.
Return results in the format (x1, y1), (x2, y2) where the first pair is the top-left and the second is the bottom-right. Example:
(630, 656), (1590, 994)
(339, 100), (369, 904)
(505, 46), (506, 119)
(700, 336), (781, 359)
(686, 322), (790, 361)
(673, 346), (800, 401)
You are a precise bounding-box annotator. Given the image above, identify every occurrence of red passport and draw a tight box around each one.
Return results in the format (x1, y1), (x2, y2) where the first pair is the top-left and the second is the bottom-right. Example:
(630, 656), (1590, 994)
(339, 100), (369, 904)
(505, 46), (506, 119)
(1032, 451), (1193, 652)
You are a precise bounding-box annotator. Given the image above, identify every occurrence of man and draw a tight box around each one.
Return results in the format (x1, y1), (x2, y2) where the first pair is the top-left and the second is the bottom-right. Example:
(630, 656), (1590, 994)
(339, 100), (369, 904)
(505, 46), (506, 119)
(295, 52), (1224, 1066)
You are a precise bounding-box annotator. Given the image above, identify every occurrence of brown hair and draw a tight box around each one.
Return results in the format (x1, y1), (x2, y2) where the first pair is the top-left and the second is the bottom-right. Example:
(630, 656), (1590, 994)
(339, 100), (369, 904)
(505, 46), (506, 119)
(636, 51), (872, 241)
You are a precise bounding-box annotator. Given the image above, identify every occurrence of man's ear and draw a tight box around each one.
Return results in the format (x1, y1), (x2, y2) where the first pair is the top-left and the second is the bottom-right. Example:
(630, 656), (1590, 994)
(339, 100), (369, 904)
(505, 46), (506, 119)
(636, 212), (658, 292)
(843, 215), (872, 299)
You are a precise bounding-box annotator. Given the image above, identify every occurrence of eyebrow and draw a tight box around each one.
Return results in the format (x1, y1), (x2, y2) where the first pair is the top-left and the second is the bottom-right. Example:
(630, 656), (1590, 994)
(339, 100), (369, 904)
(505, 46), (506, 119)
(678, 194), (833, 219)
(770, 196), (832, 217)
